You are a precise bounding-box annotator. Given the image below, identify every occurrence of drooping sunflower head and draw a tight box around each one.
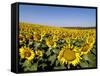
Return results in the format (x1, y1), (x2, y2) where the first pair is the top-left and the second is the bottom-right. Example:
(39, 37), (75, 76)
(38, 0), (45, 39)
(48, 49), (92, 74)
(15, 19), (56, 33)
(57, 46), (81, 66)
(19, 47), (35, 61)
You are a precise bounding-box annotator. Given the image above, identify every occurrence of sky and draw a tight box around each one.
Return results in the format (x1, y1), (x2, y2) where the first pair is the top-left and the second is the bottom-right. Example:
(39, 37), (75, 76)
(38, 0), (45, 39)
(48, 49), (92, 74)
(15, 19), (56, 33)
(19, 4), (96, 27)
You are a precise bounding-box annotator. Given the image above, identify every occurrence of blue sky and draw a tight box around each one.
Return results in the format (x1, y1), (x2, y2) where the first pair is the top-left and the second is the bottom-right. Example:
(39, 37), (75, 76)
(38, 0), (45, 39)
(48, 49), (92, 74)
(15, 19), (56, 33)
(19, 4), (96, 27)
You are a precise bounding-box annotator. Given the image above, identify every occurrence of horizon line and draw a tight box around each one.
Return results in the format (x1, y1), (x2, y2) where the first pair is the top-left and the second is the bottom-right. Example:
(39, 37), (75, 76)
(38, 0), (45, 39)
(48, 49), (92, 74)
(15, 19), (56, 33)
(19, 22), (96, 28)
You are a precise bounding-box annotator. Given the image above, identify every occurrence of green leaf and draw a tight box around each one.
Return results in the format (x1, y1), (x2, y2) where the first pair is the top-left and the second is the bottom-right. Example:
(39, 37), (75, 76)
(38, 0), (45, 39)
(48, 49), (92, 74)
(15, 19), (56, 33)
(29, 63), (38, 71)
(80, 61), (88, 68)
(23, 60), (38, 71)
(73, 39), (84, 47)
(54, 65), (66, 70)
(83, 55), (89, 61)
(55, 60), (60, 66)
(24, 67), (30, 71)
(34, 42), (41, 49)
(41, 43), (47, 48)
(48, 54), (56, 65)
(81, 53), (96, 68)
(22, 60), (31, 67)
(83, 53), (96, 62)
(88, 61), (96, 68)
(88, 53), (96, 61)
(91, 48), (96, 55)
(52, 48), (59, 54)
(46, 48), (52, 56)
(39, 63), (47, 69)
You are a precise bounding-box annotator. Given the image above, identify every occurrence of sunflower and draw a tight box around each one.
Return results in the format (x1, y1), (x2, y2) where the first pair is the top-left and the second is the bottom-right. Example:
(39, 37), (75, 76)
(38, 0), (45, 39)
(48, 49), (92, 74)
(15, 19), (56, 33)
(34, 32), (45, 42)
(57, 46), (81, 66)
(80, 43), (93, 55)
(33, 32), (41, 41)
(19, 34), (25, 44)
(86, 36), (95, 46)
(80, 35), (95, 55)
(35, 50), (43, 57)
(19, 47), (35, 61)
(53, 31), (60, 41)
(46, 38), (57, 48)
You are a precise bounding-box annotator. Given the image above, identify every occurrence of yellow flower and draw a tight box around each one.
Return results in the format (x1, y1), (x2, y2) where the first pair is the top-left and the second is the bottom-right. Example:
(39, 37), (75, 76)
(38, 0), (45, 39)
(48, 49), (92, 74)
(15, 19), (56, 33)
(19, 47), (35, 61)
(80, 43), (93, 55)
(80, 34), (95, 55)
(57, 46), (81, 66)
(35, 50), (43, 57)
(34, 32), (45, 41)
(19, 34), (25, 44)
(46, 38), (57, 48)
(34, 32), (41, 41)
(86, 36), (95, 46)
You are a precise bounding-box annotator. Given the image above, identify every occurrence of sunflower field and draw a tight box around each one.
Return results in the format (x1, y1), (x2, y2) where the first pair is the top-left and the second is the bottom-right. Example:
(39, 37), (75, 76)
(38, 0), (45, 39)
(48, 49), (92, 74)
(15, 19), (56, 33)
(19, 23), (96, 72)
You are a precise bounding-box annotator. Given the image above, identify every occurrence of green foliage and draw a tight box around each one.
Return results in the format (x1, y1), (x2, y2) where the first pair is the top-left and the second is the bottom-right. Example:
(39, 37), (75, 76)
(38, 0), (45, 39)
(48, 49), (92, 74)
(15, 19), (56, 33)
(80, 60), (89, 68)
(52, 48), (60, 54)
(54, 65), (66, 70)
(48, 54), (56, 65)
(46, 48), (52, 56)
(29, 63), (38, 71)
(22, 60), (31, 68)
(80, 44), (96, 68)
(22, 60), (38, 71)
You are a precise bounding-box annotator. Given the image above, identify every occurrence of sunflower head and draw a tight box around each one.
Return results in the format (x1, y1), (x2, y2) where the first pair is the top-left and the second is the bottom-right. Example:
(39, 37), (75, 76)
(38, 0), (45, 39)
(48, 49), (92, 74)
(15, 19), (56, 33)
(86, 36), (95, 46)
(80, 43), (93, 55)
(34, 32), (41, 41)
(19, 47), (35, 61)
(57, 46), (81, 66)
(19, 34), (25, 44)
(46, 38), (57, 48)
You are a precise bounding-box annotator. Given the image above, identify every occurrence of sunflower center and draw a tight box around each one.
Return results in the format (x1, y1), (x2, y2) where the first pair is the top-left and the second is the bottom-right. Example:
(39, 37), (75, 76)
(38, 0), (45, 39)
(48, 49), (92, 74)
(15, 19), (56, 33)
(63, 49), (76, 61)
(81, 44), (89, 52)
(34, 34), (41, 40)
(49, 40), (54, 46)
(24, 51), (31, 57)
